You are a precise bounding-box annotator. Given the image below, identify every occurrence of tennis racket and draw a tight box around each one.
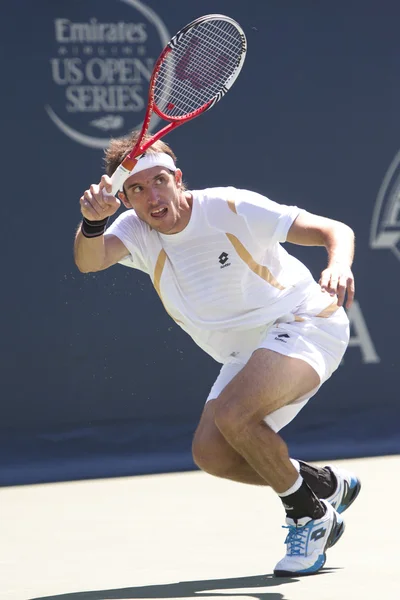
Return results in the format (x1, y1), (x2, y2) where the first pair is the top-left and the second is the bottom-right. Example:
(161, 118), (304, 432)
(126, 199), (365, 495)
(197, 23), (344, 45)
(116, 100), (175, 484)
(110, 14), (247, 195)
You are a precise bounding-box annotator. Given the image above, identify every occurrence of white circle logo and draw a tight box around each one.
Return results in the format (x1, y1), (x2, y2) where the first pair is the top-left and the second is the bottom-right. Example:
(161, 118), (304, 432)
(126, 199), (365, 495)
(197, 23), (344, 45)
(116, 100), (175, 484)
(45, 0), (170, 148)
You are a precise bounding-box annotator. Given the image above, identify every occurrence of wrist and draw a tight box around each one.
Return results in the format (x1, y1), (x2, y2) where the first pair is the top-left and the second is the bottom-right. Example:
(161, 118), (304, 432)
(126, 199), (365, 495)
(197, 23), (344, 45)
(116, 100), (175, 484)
(81, 216), (109, 238)
(327, 257), (352, 268)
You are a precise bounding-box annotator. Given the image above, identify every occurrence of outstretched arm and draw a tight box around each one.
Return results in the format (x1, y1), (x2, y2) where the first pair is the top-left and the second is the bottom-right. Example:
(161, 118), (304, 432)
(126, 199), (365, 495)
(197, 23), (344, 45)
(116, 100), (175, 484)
(286, 210), (355, 308)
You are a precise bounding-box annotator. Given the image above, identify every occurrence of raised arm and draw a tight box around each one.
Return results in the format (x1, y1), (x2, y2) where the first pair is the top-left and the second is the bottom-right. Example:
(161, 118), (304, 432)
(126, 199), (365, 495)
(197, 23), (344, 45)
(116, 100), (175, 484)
(74, 175), (129, 273)
(286, 210), (355, 308)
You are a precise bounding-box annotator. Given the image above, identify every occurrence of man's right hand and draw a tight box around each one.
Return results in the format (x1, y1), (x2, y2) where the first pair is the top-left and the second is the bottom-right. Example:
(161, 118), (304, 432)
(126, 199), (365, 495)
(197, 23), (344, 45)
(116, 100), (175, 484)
(80, 174), (121, 221)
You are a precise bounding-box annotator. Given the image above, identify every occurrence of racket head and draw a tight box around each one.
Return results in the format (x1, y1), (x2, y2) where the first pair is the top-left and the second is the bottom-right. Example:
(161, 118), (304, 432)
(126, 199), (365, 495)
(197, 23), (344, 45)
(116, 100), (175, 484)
(151, 14), (247, 122)
(110, 14), (247, 194)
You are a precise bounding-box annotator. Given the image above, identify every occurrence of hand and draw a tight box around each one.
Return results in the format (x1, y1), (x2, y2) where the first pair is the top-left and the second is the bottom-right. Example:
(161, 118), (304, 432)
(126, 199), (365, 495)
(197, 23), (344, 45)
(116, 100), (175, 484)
(319, 262), (355, 309)
(80, 175), (121, 221)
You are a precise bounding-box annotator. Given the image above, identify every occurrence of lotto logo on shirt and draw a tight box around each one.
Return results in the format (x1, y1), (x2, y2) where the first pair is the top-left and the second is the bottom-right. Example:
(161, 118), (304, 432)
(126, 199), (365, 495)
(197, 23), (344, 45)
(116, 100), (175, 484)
(45, 0), (170, 148)
(218, 252), (231, 268)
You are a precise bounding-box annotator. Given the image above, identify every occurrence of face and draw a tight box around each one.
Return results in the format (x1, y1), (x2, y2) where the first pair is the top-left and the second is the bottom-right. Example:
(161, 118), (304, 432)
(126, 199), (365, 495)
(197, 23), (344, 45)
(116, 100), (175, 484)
(119, 166), (191, 234)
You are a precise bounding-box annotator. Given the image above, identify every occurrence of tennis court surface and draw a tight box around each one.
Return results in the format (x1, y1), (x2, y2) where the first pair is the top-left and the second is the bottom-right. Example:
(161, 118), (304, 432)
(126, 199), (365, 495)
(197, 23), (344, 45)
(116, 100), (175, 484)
(2, 455), (396, 600)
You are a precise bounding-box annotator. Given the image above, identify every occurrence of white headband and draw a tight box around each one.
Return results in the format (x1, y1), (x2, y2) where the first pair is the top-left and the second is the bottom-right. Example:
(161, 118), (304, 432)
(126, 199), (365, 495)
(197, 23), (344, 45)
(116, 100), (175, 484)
(121, 152), (177, 190)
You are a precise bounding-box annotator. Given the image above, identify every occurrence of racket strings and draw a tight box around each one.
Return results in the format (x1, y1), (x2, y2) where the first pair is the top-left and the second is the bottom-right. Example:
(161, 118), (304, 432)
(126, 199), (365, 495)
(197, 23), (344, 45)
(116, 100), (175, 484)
(158, 42), (236, 113)
(155, 19), (244, 118)
(172, 22), (240, 87)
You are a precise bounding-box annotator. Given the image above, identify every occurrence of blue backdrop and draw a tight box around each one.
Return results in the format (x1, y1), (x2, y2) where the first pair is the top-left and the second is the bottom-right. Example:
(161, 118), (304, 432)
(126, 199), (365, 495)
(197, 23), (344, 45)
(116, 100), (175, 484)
(2, 0), (399, 486)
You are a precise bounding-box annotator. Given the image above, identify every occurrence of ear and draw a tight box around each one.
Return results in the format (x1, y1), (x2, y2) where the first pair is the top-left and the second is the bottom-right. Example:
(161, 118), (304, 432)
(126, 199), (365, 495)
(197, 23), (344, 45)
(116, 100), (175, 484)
(118, 191), (131, 209)
(174, 168), (183, 188)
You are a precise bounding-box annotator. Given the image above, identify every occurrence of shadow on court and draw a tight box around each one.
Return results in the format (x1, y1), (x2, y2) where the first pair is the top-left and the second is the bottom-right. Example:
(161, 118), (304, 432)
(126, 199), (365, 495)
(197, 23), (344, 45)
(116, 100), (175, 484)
(29, 573), (301, 600)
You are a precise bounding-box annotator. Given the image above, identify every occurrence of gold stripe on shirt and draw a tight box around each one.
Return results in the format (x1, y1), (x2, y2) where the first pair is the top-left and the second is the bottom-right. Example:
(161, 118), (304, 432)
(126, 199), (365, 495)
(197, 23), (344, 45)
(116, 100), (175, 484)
(226, 233), (286, 290)
(315, 298), (339, 318)
(227, 198), (237, 214)
(153, 249), (167, 297)
(294, 298), (339, 322)
(153, 249), (183, 324)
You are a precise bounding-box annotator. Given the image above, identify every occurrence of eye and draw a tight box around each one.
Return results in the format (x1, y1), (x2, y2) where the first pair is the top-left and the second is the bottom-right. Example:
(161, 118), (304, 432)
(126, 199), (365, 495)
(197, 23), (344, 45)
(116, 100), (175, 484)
(132, 185), (143, 193)
(155, 175), (166, 185)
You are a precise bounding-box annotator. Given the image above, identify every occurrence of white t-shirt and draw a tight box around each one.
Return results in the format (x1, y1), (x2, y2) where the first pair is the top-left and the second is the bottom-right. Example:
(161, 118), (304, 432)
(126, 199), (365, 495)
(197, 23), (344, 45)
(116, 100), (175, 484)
(106, 186), (334, 363)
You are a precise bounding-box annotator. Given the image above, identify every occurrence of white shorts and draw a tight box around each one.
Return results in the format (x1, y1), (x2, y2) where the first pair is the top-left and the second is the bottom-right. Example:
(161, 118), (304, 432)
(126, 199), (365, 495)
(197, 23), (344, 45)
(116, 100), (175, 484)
(206, 307), (350, 433)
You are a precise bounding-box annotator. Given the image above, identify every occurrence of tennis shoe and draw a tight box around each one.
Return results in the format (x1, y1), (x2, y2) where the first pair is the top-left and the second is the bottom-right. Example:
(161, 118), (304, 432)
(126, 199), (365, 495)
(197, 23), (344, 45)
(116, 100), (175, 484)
(273, 499), (344, 577)
(324, 465), (361, 514)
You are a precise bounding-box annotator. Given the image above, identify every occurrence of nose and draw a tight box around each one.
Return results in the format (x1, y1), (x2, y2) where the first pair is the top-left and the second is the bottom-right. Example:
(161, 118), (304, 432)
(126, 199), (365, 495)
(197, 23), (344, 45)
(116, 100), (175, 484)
(147, 185), (161, 206)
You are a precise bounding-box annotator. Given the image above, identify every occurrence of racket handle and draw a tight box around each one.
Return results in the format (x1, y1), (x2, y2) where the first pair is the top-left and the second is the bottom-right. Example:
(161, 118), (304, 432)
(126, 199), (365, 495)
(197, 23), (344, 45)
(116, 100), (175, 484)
(110, 159), (137, 195)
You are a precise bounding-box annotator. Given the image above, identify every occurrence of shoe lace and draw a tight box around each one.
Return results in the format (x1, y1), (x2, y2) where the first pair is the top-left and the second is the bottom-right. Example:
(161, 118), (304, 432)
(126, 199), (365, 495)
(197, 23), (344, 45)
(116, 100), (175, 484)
(283, 523), (309, 556)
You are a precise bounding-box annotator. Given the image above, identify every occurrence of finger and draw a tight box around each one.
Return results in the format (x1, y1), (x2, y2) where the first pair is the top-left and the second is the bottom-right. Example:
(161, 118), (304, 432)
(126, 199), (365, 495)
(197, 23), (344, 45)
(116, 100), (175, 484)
(336, 275), (348, 307)
(320, 273), (336, 295)
(345, 278), (355, 309)
(327, 273), (338, 296)
(81, 194), (102, 219)
(89, 184), (108, 214)
(319, 270), (330, 291)
(100, 174), (113, 195)
(101, 187), (116, 206)
(81, 201), (100, 219)
(81, 190), (93, 214)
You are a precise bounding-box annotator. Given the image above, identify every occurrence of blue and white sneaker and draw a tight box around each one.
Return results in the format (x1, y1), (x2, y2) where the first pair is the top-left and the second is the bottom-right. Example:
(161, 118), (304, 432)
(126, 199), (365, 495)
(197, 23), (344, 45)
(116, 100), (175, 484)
(274, 499), (344, 577)
(324, 465), (361, 514)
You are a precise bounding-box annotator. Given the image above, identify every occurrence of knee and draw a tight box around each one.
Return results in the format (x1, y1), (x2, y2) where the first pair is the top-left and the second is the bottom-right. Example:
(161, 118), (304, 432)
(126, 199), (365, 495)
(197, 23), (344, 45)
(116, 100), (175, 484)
(213, 395), (288, 456)
(192, 431), (244, 478)
(213, 394), (251, 441)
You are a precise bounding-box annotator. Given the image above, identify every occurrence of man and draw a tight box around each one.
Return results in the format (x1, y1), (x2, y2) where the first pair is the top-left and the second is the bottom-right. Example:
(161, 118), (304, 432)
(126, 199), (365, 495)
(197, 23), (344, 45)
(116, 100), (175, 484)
(74, 132), (360, 577)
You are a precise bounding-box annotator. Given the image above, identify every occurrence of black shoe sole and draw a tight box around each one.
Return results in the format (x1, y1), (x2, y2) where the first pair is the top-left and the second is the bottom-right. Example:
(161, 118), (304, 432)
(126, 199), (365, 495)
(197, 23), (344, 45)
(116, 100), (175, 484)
(339, 479), (361, 514)
(328, 515), (345, 549)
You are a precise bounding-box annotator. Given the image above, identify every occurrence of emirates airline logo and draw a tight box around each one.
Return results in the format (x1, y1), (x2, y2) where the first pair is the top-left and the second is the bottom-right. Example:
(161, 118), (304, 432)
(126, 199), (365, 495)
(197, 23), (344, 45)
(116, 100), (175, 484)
(45, 0), (170, 148)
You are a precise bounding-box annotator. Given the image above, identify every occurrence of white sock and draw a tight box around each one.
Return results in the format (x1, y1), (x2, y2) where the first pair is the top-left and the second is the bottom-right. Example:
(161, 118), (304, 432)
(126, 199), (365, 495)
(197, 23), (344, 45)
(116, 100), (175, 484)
(290, 458), (300, 473)
(278, 473), (303, 497)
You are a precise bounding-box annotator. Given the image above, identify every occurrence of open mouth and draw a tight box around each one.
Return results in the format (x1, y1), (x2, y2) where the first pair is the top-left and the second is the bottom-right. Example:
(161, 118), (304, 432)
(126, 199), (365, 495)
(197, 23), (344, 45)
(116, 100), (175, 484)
(150, 207), (168, 219)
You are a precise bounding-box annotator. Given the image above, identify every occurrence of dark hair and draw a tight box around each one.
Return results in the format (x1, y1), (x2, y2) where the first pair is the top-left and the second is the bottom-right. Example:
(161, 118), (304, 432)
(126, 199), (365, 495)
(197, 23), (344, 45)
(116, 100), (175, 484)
(104, 131), (178, 177)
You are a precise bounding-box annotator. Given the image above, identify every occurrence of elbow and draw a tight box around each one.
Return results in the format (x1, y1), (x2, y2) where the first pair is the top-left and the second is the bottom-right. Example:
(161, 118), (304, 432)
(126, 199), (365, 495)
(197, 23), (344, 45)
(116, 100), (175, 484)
(332, 220), (354, 240)
(73, 249), (105, 273)
(343, 221), (354, 235)
(76, 264), (92, 274)
(74, 260), (102, 274)
(342, 222), (355, 241)
(75, 262), (90, 273)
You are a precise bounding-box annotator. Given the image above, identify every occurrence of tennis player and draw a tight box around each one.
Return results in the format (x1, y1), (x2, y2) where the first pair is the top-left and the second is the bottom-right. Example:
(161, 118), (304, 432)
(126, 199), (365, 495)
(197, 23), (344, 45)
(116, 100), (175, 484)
(74, 133), (360, 577)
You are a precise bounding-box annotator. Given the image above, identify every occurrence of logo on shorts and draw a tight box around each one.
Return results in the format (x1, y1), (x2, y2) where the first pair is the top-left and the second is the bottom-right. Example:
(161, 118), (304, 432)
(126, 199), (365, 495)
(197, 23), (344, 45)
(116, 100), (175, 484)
(219, 252), (231, 268)
(274, 333), (290, 343)
(45, 0), (170, 148)
(370, 148), (400, 262)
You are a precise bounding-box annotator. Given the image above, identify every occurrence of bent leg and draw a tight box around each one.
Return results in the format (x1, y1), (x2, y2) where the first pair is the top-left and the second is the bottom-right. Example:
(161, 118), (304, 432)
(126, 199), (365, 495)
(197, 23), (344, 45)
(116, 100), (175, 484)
(193, 352), (337, 501)
(213, 348), (320, 494)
